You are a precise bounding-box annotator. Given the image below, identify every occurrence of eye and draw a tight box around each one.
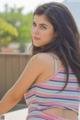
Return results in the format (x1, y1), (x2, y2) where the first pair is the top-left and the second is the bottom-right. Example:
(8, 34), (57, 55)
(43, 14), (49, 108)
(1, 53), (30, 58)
(32, 22), (36, 27)
(40, 25), (47, 30)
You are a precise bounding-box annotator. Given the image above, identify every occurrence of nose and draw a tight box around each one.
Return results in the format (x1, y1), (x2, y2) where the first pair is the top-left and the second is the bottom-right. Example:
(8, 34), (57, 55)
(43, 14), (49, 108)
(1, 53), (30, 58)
(32, 26), (39, 35)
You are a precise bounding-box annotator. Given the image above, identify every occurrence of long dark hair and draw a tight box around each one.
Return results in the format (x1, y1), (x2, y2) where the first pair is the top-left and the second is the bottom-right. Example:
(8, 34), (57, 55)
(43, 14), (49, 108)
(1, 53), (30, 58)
(32, 2), (80, 89)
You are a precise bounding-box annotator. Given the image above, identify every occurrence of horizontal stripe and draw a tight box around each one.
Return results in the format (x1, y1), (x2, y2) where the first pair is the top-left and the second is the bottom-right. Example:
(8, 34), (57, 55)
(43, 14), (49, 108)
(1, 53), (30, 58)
(24, 67), (79, 113)
(49, 79), (78, 83)
(31, 85), (79, 92)
(35, 95), (79, 101)
(24, 90), (79, 101)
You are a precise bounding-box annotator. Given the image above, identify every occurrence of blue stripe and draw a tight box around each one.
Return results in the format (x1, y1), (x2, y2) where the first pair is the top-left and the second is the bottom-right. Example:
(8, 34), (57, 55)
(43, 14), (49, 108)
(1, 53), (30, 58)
(49, 79), (77, 83)
(35, 95), (79, 101)
(32, 85), (79, 92)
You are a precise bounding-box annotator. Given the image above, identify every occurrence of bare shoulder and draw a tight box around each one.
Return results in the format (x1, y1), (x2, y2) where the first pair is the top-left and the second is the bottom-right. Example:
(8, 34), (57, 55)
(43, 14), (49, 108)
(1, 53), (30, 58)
(31, 53), (59, 63)
(27, 53), (49, 67)
(30, 53), (53, 63)
(29, 53), (58, 68)
(27, 52), (61, 74)
(28, 53), (51, 64)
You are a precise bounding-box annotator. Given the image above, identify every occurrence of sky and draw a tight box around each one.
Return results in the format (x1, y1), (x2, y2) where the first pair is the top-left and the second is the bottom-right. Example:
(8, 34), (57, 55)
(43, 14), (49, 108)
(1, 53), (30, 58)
(0, 0), (64, 14)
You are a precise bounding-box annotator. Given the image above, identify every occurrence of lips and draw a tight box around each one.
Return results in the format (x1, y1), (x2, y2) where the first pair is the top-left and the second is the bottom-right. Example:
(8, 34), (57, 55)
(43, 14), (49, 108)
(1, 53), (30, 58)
(33, 36), (40, 41)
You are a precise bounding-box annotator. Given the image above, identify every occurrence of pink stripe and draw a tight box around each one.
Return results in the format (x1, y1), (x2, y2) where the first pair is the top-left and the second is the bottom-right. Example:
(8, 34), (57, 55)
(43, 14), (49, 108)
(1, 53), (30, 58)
(35, 90), (79, 99)
(51, 76), (78, 81)
(37, 84), (78, 90)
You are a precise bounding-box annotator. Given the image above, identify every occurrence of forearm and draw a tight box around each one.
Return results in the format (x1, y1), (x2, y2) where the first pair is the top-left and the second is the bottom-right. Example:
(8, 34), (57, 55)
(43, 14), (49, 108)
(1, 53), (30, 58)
(0, 90), (21, 115)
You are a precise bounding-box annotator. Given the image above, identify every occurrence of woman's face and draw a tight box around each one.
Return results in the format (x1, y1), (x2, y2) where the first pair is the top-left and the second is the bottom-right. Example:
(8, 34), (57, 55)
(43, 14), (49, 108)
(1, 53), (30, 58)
(31, 14), (57, 47)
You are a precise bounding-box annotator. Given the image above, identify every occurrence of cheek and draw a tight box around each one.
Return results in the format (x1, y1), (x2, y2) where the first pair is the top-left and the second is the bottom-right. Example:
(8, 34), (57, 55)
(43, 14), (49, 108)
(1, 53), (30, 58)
(42, 30), (53, 37)
(43, 31), (53, 41)
(44, 33), (55, 44)
(41, 35), (53, 45)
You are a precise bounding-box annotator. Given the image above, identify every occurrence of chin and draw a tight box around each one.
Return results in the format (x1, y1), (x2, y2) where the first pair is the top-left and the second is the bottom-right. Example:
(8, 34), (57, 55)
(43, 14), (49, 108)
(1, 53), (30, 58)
(33, 43), (42, 47)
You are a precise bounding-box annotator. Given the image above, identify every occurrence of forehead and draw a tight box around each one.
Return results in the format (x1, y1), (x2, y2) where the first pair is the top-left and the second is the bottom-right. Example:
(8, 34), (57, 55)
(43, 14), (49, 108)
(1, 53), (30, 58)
(33, 14), (51, 25)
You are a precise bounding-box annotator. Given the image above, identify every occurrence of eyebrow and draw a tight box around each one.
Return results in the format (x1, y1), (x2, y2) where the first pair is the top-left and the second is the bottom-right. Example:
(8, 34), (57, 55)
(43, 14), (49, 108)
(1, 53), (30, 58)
(33, 21), (49, 27)
(40, 23), (48, 27)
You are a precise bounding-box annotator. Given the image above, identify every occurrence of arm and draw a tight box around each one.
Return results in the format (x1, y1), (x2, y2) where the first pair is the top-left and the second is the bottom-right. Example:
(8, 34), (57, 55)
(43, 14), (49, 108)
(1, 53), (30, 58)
(0, 54), (44, 115)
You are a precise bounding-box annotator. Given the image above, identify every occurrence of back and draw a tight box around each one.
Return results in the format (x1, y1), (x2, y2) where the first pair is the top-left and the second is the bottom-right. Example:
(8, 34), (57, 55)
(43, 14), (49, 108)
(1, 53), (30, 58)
(24, 53), (79, 120)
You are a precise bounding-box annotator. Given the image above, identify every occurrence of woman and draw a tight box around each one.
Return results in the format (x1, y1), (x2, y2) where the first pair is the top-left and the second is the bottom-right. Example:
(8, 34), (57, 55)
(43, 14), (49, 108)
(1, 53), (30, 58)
(0, 2), (80, 120)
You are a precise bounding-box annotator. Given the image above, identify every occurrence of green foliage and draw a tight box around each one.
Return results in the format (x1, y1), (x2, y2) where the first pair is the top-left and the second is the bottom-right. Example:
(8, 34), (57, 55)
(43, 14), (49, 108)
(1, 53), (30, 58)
(18, 12), (33, 43)
(0, 17), (18, 46)
(0, 18), (18, 36)
(0, 7), (33, 45)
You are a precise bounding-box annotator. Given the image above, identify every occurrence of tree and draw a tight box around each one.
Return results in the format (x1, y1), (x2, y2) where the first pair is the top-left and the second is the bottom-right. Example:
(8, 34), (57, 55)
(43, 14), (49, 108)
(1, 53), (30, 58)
(0, 5), (33, 43)
(0, 5), (33, 52)
(0, 17), (18, 47)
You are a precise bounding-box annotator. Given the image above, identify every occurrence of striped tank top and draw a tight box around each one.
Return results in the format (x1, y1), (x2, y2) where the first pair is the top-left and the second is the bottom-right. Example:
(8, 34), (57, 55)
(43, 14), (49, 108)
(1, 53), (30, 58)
(24, 67), (80, 119)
